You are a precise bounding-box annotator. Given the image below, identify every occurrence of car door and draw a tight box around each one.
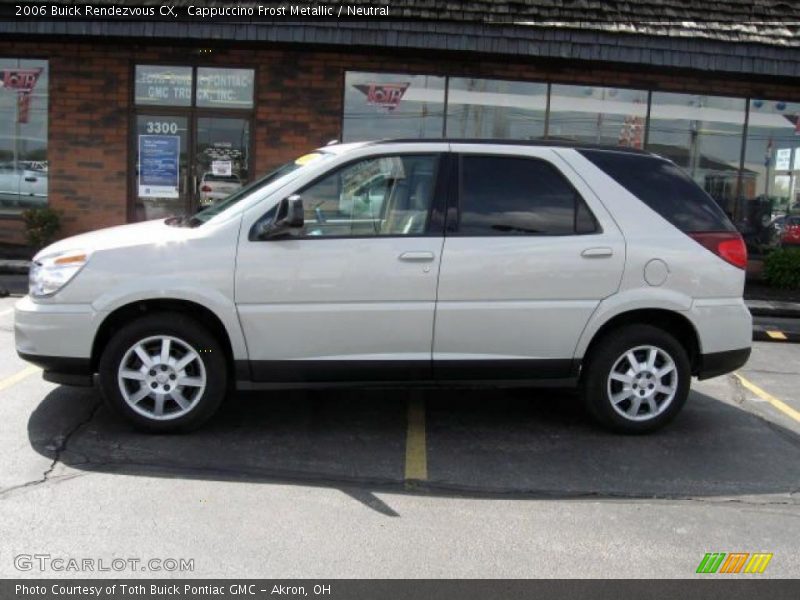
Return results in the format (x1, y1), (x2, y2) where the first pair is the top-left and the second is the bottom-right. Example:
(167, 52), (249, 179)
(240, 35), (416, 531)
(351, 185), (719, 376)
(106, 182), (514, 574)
(433, 145), (625, 380)
(235, 150), (446, 382)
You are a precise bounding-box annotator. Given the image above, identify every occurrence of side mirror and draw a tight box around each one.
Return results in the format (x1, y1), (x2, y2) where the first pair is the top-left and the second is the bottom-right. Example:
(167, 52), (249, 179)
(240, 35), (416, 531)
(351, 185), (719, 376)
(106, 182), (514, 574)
(258, 195), (305, 239)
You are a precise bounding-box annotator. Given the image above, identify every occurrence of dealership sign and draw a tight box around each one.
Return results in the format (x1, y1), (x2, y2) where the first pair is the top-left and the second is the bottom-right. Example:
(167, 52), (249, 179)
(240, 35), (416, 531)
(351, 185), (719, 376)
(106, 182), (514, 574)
(354, 82), (410, 111)
(0, 68), (42, 123)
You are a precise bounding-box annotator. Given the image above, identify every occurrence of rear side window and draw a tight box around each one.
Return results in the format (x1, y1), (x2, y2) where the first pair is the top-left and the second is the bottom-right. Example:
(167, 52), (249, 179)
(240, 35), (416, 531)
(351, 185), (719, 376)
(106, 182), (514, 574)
(458, 155), (597, 235)
(580, 150), (735, 233)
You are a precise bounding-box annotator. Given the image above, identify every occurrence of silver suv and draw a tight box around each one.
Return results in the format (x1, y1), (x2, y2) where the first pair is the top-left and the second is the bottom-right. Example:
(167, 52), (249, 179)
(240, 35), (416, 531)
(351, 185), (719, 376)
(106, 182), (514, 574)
(15, 140), (752, 433)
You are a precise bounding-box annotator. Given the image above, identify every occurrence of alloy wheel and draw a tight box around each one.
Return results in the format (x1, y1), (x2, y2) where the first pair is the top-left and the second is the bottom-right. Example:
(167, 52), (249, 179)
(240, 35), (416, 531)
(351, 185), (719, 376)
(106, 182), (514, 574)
(117, 335), (207, 421)
(606, 345), (678, 422)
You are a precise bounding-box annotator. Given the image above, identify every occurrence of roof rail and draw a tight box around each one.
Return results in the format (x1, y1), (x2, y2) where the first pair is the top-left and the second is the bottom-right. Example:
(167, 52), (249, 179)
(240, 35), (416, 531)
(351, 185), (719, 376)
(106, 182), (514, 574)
(367, 138), (653, 155)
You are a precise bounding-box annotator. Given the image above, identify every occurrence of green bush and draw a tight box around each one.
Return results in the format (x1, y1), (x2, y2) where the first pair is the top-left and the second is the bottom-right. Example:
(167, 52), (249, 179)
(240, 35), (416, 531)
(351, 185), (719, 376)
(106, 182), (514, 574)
(764, 247), (800, 289)
(21, 207), (61, 250)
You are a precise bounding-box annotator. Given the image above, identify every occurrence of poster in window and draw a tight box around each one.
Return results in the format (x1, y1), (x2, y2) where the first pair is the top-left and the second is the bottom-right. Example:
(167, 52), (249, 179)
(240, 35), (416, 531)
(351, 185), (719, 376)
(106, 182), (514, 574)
(138, 135), (180, 198)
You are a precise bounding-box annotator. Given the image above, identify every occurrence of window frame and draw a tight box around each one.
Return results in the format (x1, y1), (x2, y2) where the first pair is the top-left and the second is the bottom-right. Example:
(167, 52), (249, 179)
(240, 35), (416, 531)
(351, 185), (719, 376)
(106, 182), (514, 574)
(448, 153), (601, 237)
(250, 152), (448, 242)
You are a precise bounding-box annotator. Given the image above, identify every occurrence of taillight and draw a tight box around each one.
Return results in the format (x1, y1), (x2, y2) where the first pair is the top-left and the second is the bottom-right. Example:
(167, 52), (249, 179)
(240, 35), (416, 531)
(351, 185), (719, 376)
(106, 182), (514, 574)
(689, 232), (748, 270)
(200, 185), (212, 192)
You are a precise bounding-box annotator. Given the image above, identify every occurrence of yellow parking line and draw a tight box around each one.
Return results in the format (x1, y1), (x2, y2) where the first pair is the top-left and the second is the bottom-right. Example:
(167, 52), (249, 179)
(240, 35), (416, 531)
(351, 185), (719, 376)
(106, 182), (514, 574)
(766, 330), (788, 340)
(0, 365), (40, 393)
(735, 373), (800, 423)
(404, 394), (428, 482)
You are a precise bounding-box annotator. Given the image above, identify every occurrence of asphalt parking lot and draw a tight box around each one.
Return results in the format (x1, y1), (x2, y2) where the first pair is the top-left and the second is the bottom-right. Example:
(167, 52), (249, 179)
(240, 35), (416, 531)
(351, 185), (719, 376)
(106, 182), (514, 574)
(0, 295), (799, 578)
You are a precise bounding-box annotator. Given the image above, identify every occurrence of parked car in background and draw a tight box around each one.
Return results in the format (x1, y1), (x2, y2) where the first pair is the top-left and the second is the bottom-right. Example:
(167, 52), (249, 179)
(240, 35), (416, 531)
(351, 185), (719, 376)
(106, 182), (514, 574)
(198, 172), (242, 206)
(781, 216), (800, 247)
(0, 164), (48, 210)
(16, 140), (752, 434)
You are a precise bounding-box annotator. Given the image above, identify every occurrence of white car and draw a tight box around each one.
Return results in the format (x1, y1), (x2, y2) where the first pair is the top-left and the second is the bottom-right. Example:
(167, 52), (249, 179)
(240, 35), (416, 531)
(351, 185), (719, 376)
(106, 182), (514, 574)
(15, 140), (752, 433)
(0, 165), (48, 209)
(198, 172), (242, 206)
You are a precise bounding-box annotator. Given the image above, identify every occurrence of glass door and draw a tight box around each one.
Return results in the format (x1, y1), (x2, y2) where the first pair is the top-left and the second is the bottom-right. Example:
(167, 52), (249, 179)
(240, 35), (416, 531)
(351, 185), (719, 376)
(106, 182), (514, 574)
(193, 117), (250, 211)
(134, 115), (189, 220)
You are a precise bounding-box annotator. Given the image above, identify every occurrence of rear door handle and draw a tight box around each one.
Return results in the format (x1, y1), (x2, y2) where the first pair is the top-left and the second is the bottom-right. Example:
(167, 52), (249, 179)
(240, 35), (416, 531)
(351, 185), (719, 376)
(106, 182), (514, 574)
(399, 251), (435, 262)
(581, 247), (613, 258)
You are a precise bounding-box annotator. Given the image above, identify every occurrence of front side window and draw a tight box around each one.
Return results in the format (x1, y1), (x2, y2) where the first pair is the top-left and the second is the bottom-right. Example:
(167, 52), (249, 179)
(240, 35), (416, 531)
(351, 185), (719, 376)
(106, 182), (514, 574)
(0, 58), (48, 214)
(458, 155), (596, 236)
(298, 154), (439, 237)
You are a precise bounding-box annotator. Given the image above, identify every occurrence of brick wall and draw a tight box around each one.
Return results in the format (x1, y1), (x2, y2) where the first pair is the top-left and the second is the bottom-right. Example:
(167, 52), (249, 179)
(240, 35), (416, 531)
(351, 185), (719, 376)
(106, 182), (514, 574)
(1, 38), (800, 246)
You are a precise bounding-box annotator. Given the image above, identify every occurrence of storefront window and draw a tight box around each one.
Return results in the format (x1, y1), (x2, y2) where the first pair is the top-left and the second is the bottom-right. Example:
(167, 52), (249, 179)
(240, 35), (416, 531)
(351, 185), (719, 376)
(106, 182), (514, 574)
(196, 68), (254, 109)
(648, 93), (746, 216)
(743, 100), (800, 214)
(132, 65), (254, 221)
(0, 59), (48, 214)
(135, 65), (192, 106)
(446, 78), (547, 139)
(548, 85), (647, 147)
(342, 72), (445, 141)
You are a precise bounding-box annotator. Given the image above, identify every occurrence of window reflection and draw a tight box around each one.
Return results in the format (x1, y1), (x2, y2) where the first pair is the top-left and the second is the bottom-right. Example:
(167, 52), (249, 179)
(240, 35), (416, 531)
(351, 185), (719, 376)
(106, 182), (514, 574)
(446, 78), (547, 139)
(0, 59), (48, 214)
(648, 93), (746, 217)
(548, 85), (647, 147)
(342, 72), (445, 141)
(744, 100), (800, 211)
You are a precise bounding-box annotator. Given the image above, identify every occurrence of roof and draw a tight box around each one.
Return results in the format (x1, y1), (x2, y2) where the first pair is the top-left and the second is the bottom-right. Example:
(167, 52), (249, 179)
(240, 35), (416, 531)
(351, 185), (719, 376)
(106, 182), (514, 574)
(1, 1), (799, 77)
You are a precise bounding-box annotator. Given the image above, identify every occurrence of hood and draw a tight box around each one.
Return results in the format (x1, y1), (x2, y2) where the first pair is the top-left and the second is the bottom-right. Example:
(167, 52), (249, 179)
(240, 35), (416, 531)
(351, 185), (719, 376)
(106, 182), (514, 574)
(35, 219), (189, 260)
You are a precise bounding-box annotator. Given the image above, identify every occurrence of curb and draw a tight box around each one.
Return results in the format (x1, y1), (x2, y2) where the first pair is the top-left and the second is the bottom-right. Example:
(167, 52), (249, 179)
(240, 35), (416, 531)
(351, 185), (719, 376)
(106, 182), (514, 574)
(753, 327), (800, 343)
(0, 260), (31, 275)
(746, 300), (800, 320)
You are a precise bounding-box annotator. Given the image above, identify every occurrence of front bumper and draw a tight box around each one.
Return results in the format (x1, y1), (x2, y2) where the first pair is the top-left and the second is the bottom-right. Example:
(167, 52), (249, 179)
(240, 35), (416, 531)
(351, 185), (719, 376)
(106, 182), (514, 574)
(14, 295), (99, 386)
(17, 352), (93, 386)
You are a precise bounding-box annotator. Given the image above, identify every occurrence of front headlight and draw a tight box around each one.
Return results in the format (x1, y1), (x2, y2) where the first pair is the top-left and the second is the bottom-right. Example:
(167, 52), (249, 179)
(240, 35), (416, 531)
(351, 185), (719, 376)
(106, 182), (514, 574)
(29, 249), (91, 297)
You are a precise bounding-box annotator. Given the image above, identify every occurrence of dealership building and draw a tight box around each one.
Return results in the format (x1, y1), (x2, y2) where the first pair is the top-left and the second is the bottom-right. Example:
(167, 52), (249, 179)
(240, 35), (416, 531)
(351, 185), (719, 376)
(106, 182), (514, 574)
(1, 1), (800, 245)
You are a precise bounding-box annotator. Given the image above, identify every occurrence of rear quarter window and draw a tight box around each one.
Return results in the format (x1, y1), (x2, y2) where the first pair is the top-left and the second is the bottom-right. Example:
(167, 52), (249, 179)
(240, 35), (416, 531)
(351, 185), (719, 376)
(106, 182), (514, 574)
(579, 150), (736, 233)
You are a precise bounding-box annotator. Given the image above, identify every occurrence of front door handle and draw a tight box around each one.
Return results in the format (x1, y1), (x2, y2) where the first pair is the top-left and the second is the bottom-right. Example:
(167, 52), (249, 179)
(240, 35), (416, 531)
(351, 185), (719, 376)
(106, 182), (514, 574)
(581, 247), (614, 258)
(399, 251), (435, 262)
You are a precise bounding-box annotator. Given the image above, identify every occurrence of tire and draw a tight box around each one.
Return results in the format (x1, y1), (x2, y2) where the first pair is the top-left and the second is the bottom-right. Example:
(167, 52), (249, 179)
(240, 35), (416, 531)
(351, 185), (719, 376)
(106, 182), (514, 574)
(98, 312), (228, 433)
(581, 324), (691, 434)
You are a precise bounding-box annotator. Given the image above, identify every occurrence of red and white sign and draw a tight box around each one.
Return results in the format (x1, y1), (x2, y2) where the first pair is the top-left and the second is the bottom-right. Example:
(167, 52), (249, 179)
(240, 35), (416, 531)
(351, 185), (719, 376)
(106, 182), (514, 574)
(0, 68), (41, 92)
(0, 68), (42, 124)
(354, 82), (410, 111)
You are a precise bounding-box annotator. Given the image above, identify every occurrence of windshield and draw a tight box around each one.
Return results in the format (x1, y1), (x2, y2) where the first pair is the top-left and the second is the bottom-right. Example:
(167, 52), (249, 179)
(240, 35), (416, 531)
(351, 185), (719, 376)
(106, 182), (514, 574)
(181, 151), (332, 227)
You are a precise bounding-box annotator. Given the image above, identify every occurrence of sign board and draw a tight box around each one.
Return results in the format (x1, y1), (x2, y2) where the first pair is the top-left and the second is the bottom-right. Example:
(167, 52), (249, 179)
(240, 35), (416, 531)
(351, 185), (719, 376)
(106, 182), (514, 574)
(135, 66), (192, 106)
(353, 82), (410, 111)
(793, 149), (800, 171)
(211, 160), (232, 177)
(138, 135), (180, 198)
(196, 68), (254, 108)
(775, 148), (792, 171)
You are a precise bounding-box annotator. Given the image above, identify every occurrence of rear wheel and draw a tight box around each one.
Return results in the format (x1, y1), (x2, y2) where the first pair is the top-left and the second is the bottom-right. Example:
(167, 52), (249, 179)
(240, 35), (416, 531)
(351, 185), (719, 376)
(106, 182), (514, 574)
(581, 324), (691, 433)
(98, 312), (227, 432)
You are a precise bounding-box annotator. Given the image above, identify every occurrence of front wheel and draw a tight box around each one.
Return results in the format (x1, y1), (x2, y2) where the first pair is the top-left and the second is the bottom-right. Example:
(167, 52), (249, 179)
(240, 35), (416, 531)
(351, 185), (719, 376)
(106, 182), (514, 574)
(581, 324), (691, 434)
(98, 313), (228, 432)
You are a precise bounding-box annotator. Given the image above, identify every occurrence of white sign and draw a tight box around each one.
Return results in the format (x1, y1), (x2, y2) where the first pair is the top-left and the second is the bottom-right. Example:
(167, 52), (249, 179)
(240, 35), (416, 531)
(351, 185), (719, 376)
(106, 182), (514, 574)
(793, 149), (800, 171)
(212, 160), (232, 176)
(776, 148), (792, 171)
